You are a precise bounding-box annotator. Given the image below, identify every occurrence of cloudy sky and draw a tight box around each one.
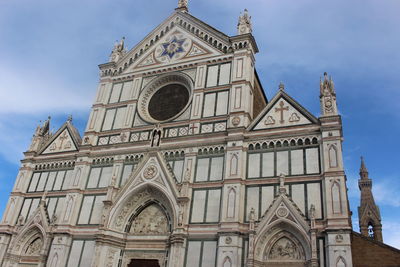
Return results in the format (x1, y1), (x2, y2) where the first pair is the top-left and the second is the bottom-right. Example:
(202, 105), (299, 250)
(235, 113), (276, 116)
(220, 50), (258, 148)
(0, 0), (399, 248)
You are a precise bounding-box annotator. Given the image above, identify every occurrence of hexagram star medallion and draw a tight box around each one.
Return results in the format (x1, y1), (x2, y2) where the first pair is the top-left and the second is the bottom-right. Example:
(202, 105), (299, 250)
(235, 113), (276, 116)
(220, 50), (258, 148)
(160, 36), (186, 59)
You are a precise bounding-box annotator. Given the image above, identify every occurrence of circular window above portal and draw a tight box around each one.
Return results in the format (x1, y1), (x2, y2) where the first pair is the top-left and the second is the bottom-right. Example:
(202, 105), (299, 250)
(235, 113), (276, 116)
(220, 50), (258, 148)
(138, 73), (193, 124)
(148, 83), (189, 121)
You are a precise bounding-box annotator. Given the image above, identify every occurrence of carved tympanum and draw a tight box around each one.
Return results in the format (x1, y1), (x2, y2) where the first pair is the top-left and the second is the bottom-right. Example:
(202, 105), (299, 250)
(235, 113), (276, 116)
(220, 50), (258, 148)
(130, 204), (168, 234)
(25, 238), (43, 256)
(268, 237), (302, 260)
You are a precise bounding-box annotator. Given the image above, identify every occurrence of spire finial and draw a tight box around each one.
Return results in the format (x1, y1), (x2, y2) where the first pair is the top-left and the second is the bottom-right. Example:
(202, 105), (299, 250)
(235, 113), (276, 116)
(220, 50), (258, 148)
(177, 0), (188, 12)
(67, 114), (73, 123)
(279, 82), (285, 91)
(360, 156), (369, 178)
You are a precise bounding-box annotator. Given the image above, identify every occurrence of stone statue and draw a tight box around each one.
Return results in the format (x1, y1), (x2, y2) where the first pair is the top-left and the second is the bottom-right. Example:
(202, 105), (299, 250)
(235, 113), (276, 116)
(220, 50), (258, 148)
(279, 173), (287, 194)
(249, 207), (255, 221)
(177, 0), (188, 10)
(309, 204), (316, 219)
(18, 215), (24, 226)
(51, 214), (58, 225)
(178, 206), (184, 226)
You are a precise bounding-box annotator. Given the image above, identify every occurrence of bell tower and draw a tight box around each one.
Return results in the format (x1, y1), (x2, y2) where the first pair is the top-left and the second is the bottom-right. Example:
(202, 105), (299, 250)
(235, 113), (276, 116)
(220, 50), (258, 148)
(358, 157), (383, 242)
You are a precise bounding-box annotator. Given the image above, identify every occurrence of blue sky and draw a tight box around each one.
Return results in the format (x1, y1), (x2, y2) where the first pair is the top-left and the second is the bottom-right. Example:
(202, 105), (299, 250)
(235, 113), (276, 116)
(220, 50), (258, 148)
(0, 0), (399, 248)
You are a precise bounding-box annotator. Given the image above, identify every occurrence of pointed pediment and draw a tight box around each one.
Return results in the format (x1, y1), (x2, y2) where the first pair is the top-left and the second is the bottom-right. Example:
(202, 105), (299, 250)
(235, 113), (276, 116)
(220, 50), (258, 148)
(128, 28), (221, 71)
(249, 90), (319, 131)
(22, 200), (51, 229)
(258, 192), (309, 234)
(117, 152), (181, 197)
(107, 152), (182, 231)
(10, 200), (50, 255)
(108, 10), (231, 73)
(40, 121), (81, 155)
(359, 203), (381, 224)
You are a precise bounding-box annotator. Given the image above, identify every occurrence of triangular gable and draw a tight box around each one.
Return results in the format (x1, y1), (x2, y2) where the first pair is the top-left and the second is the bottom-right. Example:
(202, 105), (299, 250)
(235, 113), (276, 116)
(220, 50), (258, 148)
(116, 152), (181, 200)
(111, 10), (231, 73)
(128, 28), (222, 71)
(359, 203), (381, 224)
(9, 199), (51, 256)
(22, 199), (51, 229)
(249, 90), (319, 131)
(40, 122), (81, 155)
(258, 191), (310, 236)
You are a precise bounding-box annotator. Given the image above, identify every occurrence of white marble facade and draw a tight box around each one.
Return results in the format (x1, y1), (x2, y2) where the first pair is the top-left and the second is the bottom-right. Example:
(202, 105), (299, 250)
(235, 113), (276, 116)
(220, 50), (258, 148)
(0, 4), (353, 267)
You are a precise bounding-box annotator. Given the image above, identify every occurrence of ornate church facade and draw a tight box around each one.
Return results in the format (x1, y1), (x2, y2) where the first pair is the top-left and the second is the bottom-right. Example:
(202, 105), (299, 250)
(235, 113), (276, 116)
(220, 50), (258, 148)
(0, 1), (367, 267)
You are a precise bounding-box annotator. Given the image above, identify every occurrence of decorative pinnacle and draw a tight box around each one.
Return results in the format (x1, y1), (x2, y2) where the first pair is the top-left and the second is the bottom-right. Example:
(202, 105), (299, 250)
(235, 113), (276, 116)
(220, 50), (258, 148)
(279, 82), (285, 91)
(67, 115), (73, 123)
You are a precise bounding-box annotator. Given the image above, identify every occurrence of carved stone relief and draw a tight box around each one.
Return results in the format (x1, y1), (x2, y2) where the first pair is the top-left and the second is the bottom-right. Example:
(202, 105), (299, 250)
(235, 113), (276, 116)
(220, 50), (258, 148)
(267, 237), (302, 260)
(129, 204), (168, 234)
(106, 248), (119, 267)
(24, 238), (43, 256)
(231, 116), (240, 126)
(115, 190), (152, 228)
(143, 165), (158, 180)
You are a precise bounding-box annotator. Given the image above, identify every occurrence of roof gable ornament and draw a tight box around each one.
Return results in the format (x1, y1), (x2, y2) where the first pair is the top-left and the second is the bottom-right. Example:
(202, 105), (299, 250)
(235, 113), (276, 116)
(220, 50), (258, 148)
(110, 37), (127, 63)
(237, 9), (252, 35)
(176, 0), (188, 12)
(320, 72), (338, 116)
(249, 89), (319, 131)
(28, 116), (52, 152)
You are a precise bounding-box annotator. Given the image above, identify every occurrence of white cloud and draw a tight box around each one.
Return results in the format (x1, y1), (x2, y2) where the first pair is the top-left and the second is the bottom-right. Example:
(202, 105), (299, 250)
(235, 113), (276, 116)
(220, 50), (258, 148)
(0, 64), (93, 114)
(373, 178), (400, 208)
(381, 221), (400, 249)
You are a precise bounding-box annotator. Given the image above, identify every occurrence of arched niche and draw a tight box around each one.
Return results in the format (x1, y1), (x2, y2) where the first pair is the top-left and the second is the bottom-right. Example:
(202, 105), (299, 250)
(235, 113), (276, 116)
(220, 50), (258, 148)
(328, 145), (338, 168)
(226, 187), (236, 219)
(253, 222), (311, 266)
(230, 153), (238, 176)
(108, 184), (177, 233)
(223, 256), (232, 267)
(331, 181), (342, 214)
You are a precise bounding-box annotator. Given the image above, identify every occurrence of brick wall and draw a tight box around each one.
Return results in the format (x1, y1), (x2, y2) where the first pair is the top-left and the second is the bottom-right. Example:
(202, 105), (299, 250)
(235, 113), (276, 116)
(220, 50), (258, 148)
(351, 231), (400, 267)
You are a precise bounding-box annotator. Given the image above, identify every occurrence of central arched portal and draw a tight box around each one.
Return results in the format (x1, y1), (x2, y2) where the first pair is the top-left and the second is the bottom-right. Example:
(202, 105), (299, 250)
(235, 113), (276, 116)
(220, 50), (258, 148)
(116, 187), (175, 267)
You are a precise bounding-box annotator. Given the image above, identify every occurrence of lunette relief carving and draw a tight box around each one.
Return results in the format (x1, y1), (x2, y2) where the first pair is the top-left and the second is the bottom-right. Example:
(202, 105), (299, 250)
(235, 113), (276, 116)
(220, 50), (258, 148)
(130, 204), (168, 234)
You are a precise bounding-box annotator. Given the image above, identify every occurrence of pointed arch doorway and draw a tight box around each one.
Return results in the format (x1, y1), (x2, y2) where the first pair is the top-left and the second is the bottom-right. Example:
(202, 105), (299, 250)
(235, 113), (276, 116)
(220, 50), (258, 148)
(118, 187), (174, 267)
(128, 259), (160, 267)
